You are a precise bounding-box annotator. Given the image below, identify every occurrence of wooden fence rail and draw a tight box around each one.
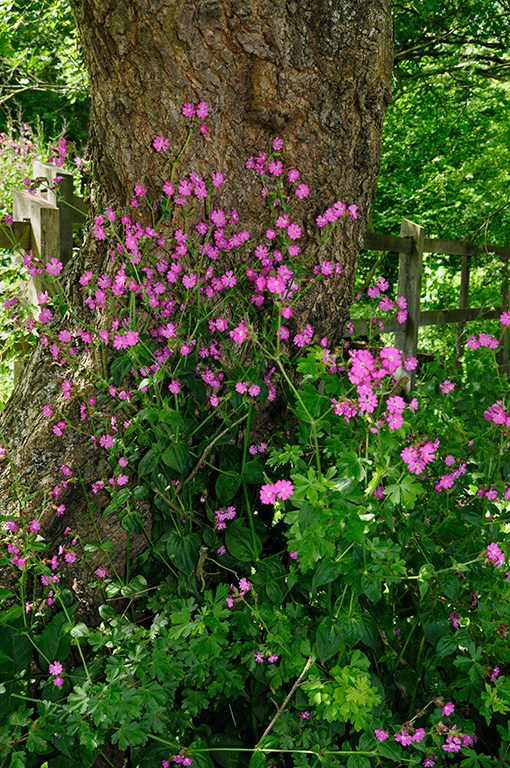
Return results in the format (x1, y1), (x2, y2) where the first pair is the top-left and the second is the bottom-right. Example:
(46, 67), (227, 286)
(1, 163), (509, 389)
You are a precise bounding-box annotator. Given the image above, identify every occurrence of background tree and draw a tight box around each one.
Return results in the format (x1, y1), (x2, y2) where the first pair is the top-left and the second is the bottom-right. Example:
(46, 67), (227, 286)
(0, 0), (89, 142)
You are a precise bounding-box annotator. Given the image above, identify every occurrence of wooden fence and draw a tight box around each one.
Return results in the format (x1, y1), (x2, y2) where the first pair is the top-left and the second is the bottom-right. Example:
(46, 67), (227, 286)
(1, 162), (509, 389)
(357, 219), (510, 388)
(0, 161), (86, 380)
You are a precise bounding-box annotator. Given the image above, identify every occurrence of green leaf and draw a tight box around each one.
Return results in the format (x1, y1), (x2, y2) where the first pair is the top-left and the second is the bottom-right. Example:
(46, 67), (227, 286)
(111, 354), (133, 385)
(120, 574), (148, 597)
(377, 739), (402, 762)
(0, 627), (34, 672)
(316, 616), (343, 662)
(161, 442), (190, 474)
(165, 532), (201, 575)
(361, 573), (382, 603)
(216, 472), (241, 505)
(138, 448), (160, 476)
(242, 460), (265, 484)
(249, 752), (266, 768)
(210, 733), (245, 768)
(347, 755), (371, 768)
(337, 613), (364, 649)
(225, 520), (261, 562)
(312, 560), (342, 593)
(38, 612), (71, 671)
(436, 635), (456, 657)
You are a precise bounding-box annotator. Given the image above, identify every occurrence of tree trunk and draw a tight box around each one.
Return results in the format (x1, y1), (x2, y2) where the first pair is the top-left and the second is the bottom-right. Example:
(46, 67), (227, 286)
(71, 0), (393, 338)
(0, 5), (392, 764)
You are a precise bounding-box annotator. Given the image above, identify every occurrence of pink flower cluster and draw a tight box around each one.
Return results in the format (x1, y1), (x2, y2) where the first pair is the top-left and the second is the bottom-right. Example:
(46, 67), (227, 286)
(162, 754), (193, 767)
(49, 660), (64, 687)
(484, 401), (510, 426)
(226, 578), (251, 607)
(434, 459), (467, 492)
(214, 506), (236, 530)
(330, 347), (418, 431)
(466, 333), (499, 350)
(487, 542), (505, 568)
(401, 439), (439, 475)
(260, 480), (294, 504)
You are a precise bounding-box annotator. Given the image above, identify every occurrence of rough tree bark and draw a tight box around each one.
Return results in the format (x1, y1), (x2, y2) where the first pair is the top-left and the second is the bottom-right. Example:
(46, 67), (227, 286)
(0, 6), (392, 763)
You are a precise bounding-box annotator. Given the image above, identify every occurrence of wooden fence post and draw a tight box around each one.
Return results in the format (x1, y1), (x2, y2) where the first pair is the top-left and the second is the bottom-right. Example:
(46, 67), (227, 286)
(499, 244), (510, 371)
(455, 252), (471, 366)
(11, 190), (59, 384)
(32, 160), (75, 266)
(394, 218), (425, 390)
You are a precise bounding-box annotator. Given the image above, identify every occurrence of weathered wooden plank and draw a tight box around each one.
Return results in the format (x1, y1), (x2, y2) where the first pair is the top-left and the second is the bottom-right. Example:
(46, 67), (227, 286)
(0, 221), (32, 251)
(419, 306), (504, 326)
(362, 231), (413, 254)
(362, 232), (510, 260)
(346, 318), (401, 337)
(72, 195), (88, 223)
(423, 238), (509, 259)
(455, 252), (471, 364)
(394, 219), (424, 389)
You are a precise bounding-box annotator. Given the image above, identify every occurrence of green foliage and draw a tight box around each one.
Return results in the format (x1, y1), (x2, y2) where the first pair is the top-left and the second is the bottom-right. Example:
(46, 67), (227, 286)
(2, 104), (510, 768)
(0, 0), (89, 143)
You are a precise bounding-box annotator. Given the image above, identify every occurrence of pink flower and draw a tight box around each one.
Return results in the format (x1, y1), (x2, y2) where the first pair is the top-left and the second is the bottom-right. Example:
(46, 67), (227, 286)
(440, 379), (455, 394)
(268, 654), (279, 663)
(442, 702), (455, 716)
(260, 484), (277, 505)
(153, 135), (170, 152)
(275, 480), (294, 500)
(299, 711), (310, 720)
(182, 103), (195, 117)
(253, 651), (265, 662)
(295, 183), (309, 199)
(487, 542), (505, 568)
(501, 311), (510, 326)
(46, 258), (63, 275)
(229, 322), (248, 344)
(374, 729), (389, 742)
(49, 661), (63, 676)
(395, 729), (413, 746)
